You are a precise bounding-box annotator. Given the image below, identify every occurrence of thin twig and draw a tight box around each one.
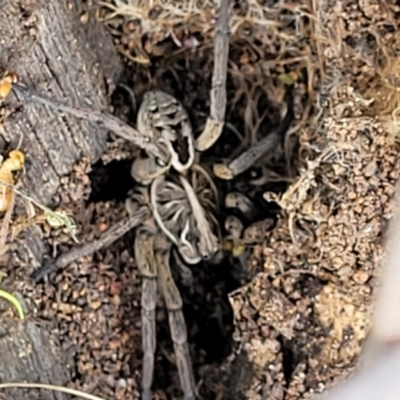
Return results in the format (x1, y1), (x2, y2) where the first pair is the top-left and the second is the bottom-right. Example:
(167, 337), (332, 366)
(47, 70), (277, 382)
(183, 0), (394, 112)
(12, 83), (168, 163)
(195, 0), (230, 151)
(0, 382), (107, 400)
(0, 180), (79, 242)
(31, 207), (149, 282)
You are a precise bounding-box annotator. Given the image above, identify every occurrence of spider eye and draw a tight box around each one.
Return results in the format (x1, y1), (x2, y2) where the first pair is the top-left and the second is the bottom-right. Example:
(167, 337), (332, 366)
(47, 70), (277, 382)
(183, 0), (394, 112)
(156, 158), (167, 167)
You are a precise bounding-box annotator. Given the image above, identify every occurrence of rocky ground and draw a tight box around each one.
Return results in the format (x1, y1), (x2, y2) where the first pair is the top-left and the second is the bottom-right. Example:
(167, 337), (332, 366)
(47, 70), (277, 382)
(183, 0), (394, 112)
(1, 0), (400, 399)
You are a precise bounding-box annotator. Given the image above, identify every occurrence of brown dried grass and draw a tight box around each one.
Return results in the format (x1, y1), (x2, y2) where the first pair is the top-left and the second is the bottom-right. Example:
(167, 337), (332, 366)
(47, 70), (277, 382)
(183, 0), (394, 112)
(98, 0), (330, 163)
(361, 32), (400, 142)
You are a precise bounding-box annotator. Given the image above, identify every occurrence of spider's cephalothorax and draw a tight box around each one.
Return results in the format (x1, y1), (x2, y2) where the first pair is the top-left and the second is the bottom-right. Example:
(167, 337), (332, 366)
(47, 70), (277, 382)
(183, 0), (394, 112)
(136, 91), (195, 174)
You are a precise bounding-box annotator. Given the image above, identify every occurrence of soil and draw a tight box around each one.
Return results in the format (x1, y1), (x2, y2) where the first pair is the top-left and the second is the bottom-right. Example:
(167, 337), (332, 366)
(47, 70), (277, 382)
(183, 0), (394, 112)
(1, 0), (400, 400)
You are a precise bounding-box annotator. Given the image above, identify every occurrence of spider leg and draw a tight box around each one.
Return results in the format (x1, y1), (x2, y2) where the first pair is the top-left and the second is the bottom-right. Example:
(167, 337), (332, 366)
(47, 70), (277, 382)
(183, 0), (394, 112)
(179, 175), (219, 260)
(195, 0), (230, 151)
(154, 235), (196, 400)
(134, 228), (158, 400)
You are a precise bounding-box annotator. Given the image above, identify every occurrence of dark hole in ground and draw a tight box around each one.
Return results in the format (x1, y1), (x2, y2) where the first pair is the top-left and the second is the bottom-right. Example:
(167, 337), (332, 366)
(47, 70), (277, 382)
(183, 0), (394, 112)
(182, 257), (241, 364)
(81, 45), (301, 397)
(84, 154), (290, 397)
(87, 158), (135, 203)
(278, 335), (296, 385)
(151, 255), (242, 397)
(85, 153), (244, 397)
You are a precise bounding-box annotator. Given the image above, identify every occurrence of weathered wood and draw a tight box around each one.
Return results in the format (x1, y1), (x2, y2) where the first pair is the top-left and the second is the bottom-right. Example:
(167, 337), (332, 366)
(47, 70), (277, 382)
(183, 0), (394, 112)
(0, 0), (122, 204)
(0, 0), (123, 265)
(0, 0), (123, 397)
(0, 318), (71, 400)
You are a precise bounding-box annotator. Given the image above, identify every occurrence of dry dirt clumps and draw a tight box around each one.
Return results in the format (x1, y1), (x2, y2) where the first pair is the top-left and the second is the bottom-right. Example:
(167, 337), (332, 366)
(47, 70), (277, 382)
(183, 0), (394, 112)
(218, 1), (400, 398)
(229, 108), (400, 398)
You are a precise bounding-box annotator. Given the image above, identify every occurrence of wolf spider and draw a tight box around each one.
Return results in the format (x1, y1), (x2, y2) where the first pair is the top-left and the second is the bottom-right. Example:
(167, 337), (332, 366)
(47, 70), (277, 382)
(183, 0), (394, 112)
(12, 1), (291, 396)
(124, 89), (223, 400)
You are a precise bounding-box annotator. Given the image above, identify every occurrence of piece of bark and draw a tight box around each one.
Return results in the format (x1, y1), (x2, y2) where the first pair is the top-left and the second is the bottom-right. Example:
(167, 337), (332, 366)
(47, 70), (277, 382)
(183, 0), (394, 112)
(0, 0), (122, 269)
(0, 0), (123, 397)
(0, 0), (122, 205)
(0, 318), (71, 400)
